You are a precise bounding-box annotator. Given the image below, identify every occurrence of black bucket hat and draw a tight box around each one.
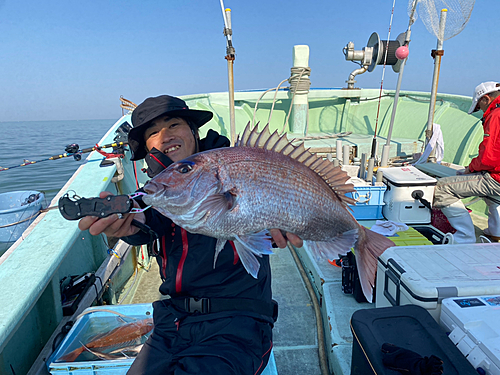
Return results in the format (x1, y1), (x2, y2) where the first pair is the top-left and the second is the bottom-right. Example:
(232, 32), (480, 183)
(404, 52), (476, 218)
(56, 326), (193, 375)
(128, 95), (213, 160)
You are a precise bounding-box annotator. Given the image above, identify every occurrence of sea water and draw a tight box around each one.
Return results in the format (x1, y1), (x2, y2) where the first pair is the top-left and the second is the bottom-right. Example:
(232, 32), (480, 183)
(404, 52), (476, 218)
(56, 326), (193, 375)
(0, 119), (116, 252)
(0, 119), (117, 205)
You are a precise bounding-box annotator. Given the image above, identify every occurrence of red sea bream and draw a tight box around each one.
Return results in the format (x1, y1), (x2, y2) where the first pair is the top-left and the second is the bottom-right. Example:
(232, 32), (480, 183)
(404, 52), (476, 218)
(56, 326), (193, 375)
(142, 124), (394, 302)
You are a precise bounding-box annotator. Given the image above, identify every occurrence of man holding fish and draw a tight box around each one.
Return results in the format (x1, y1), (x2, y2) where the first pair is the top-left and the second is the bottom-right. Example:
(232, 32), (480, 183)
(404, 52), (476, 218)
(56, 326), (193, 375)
(79, 93), (394, 372)
(79, 95), (304, 374)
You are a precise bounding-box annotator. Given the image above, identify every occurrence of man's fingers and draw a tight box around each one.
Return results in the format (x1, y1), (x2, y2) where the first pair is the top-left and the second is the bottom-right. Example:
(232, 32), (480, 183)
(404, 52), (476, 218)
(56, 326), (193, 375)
(78, 216), (99, 231)
(87, 214), (120, 236)
(269, 229), (287, 248)
(286, 232), (304, 248)
(268, 229), (304, 249)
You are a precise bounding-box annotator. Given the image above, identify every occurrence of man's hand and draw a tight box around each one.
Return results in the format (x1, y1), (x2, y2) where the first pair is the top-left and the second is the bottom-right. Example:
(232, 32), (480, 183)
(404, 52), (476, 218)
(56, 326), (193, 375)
(269, 229), (303, 248)
(78, 192), (145, 238)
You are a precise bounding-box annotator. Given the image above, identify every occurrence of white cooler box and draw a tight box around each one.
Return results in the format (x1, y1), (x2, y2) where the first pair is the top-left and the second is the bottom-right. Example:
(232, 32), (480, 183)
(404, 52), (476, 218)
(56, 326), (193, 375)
(375, 243), (500, 322)
(381, 166), (437, 224)
(440, 295), (500, 375)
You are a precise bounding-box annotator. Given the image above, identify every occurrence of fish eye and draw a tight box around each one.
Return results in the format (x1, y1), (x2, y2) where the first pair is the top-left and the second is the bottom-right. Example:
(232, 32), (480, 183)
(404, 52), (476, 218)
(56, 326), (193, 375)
(177, 163), (193, 174)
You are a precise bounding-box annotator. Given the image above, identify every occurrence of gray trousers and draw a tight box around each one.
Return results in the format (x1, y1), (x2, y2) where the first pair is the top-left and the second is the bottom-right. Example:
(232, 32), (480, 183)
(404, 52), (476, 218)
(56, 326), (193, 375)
(433, 171), (500, 208)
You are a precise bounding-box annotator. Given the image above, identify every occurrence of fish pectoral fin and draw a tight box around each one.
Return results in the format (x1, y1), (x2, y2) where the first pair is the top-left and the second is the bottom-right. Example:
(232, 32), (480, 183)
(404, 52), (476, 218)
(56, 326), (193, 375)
(197, 189), (237, 218)
(236, 231), (274, 255)
(213, 239), (227, 268)
(305, 228), (359, 260)
(233, 231), (274, 278)
(233, 240), (261, 278)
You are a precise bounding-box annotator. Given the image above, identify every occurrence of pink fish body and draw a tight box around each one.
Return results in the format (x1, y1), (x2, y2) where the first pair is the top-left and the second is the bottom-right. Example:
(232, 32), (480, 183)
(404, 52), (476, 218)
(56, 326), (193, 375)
(143, 124), (394, 301)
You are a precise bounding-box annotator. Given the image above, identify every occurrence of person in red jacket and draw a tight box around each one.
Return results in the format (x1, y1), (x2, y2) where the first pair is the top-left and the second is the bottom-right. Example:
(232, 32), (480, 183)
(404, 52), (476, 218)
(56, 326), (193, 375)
(433, 81), (500, 243)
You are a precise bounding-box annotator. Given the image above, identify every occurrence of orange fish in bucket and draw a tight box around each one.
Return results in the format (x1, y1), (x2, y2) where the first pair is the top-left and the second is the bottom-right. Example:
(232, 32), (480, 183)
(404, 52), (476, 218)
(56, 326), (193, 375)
(58, 317), (153, 362)
(142, 124), (394, 302)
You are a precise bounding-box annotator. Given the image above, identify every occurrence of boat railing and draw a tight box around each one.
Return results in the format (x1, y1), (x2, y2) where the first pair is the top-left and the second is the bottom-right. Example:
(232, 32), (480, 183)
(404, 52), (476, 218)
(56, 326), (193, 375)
(0, 114), (138, 374)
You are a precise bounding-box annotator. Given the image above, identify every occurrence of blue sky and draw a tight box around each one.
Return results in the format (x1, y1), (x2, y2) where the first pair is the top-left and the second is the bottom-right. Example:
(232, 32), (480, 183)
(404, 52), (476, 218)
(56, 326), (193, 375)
(0, 0), (493, 122)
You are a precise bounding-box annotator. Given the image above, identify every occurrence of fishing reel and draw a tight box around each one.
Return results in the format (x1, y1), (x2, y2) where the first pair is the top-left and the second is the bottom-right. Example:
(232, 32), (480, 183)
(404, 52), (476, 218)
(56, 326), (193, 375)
(65, 143), (82, 161)
(21, 193), (40, 206)
(343, 32), (406, 89)
(114, 121), (132, 144)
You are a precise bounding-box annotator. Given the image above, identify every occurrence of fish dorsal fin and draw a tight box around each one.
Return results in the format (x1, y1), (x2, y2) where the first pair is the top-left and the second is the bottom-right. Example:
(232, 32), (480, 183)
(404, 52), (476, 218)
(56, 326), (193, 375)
(235, 123), (356, 207)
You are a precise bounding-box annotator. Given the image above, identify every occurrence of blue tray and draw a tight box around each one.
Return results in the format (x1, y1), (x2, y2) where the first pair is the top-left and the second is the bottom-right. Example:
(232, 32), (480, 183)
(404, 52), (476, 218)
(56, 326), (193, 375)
(49, 303), (279, 374)
(346, 184), (386, 220)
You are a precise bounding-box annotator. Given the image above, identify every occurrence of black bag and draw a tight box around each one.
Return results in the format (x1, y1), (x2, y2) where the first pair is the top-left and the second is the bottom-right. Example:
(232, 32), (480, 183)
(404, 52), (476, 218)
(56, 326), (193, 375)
(340, 251), (368, 303)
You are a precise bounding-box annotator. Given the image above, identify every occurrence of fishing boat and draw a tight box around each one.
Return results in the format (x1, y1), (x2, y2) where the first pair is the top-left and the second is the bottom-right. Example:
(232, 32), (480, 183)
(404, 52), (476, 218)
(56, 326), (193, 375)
(1, 2), (498, 375)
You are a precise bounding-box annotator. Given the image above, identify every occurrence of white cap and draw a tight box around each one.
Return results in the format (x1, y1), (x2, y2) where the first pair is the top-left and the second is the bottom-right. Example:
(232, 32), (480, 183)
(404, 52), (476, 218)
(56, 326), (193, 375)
(468, 81), (500, 114)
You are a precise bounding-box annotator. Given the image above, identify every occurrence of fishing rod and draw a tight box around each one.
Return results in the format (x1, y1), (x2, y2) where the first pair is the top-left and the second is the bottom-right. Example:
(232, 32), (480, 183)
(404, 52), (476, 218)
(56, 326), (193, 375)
(371, 0), (396, 161)
(0, 141), (128, 172)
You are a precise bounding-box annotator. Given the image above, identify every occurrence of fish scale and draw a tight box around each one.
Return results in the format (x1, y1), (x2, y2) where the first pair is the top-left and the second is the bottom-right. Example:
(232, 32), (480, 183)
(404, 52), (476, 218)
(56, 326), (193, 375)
(217, 149), (354, 238)
(143, 124), (394, 302)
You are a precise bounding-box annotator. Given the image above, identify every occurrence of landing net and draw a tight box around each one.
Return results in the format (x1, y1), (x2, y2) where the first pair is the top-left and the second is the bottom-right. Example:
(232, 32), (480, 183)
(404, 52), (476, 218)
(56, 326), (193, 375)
(410, 0), (475, 41)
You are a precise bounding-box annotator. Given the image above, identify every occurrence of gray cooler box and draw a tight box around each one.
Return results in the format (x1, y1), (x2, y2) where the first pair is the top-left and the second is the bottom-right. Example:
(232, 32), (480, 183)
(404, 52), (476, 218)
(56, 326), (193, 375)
(376, 243), (500, 322)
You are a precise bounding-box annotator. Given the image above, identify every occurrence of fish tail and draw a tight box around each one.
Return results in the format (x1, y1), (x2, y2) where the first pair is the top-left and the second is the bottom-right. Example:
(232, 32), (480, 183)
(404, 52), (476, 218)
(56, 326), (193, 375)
(57, 345), (85, 362)
(354, 227), (395, 303)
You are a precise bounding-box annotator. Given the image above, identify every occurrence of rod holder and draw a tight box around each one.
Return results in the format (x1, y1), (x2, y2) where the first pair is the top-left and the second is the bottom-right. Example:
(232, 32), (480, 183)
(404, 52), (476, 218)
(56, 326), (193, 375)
(336, 140), (343, 161)
(343, 145), (350, 165)
(366, 158), (375, 183)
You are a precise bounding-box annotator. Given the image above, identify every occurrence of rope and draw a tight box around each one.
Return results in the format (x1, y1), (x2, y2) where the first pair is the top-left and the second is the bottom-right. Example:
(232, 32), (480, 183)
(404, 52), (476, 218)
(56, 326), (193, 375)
(0, 211), (41, 229)
(287, 243), (329, 375)
(120, 96), (138, 114)
(251, 67), (311, 133)
(288, 67), (311, 95)
(292, 131), (353, 141)
(252, 80), (288, 127)
(0, 203), (61, 249)
(76, 308), (138, 322)
(282, 67), (311, 134)
(267, 80), (290, 126)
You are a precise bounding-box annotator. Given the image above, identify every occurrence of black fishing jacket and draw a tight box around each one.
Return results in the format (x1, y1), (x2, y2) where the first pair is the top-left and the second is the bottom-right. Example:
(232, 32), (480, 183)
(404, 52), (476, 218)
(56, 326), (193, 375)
(122, 130), (273, 318)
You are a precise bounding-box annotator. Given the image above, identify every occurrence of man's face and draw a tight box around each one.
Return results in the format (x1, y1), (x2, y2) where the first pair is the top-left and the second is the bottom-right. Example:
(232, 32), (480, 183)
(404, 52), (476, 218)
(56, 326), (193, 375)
(478, 95), (492, 113)
(144, 116), (198, 162)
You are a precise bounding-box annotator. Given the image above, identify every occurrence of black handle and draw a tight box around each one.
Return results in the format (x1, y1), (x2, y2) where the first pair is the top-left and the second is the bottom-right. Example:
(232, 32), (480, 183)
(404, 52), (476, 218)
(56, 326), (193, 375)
(58, 194), (133, 220)
(411, 190), (432, 210)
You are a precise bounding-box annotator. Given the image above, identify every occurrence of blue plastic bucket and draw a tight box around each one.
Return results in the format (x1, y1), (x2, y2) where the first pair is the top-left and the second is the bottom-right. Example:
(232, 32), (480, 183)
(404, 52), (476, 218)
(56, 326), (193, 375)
(0, 190), (45, 251)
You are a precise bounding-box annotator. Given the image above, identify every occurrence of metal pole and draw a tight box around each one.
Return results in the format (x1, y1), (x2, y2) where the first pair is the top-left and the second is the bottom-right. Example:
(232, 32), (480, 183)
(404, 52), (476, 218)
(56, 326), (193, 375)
(425, 8), (447, 163)
(227, 54), (236, 145)
(220, 2), (236, 145)
(381, 0), (419, 167)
